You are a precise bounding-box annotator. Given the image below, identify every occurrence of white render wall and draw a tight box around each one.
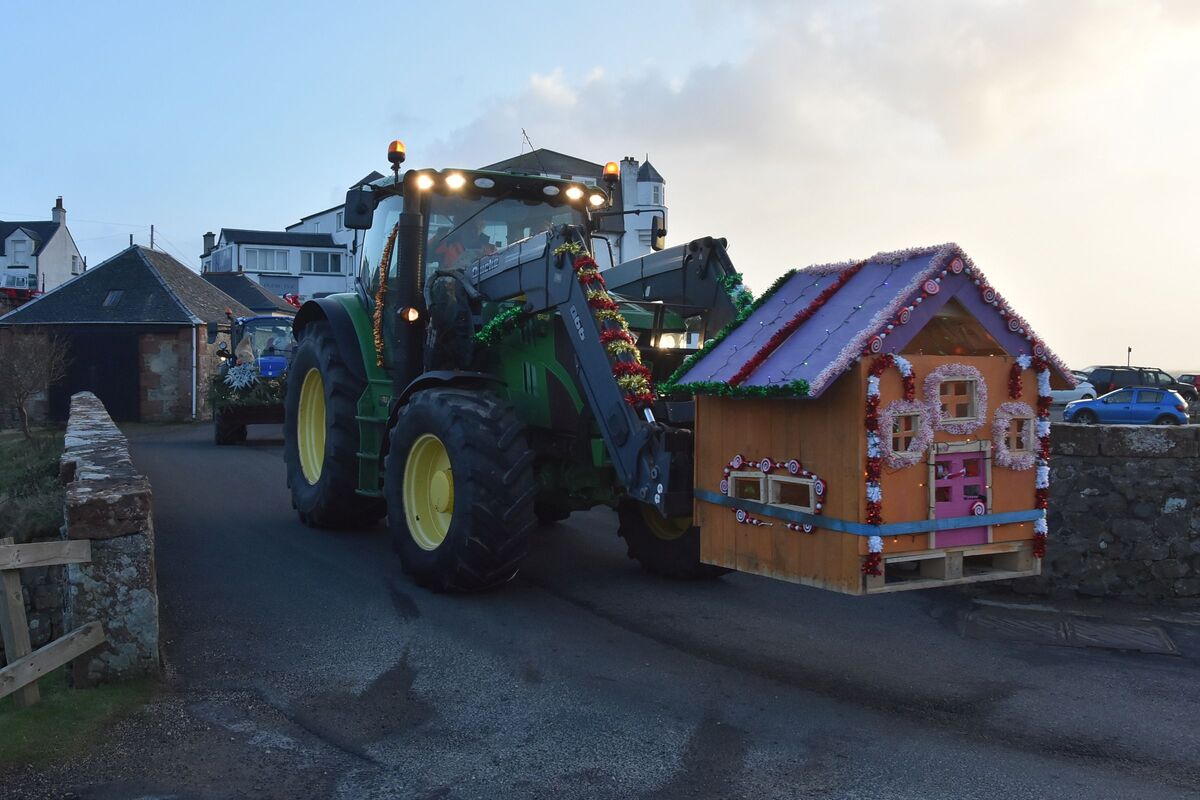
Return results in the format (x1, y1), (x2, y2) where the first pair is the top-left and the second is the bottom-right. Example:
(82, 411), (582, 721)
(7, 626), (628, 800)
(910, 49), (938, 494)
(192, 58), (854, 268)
(1, 225), (82, 292)
(201, 240), (354, 299)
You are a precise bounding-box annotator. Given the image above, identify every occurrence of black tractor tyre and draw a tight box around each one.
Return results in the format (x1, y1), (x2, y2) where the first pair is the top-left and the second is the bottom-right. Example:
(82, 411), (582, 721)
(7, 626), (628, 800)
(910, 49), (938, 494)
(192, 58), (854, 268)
(283, 320), (385, 529)
(213, 409), (246, 446)
(386, 388), (537, 592)
(616, 500), (729, 580)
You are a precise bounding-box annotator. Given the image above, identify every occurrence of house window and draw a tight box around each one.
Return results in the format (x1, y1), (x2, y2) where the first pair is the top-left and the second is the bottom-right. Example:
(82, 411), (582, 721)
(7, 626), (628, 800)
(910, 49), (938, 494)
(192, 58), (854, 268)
(1006, 418), (1031, 452)
(939, 378), (978, 422)
(102, 290), (123, 307)
(245, 248), (289, 272)
(768, 475), (815, 512)
(301, 251), (343, 274)
(892, 412), (921, 452)
(9, 239), (29, 265)
(71, 255), (80, 275)
(650, 184), (664, 205)
(728, 472), (764, 502)
(336, 211), (344, 230)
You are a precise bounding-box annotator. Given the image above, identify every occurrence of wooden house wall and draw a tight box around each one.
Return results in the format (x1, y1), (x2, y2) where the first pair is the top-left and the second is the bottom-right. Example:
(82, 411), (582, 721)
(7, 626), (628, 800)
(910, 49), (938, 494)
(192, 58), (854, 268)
(876, 354), (1035, 555)
(695, 365), (866, 594)
(695, 354), (1039, 594)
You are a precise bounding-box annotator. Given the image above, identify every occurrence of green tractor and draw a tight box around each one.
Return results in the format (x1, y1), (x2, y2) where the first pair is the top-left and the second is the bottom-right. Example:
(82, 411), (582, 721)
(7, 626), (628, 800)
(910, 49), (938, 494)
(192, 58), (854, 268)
(284, 141), (744, 590)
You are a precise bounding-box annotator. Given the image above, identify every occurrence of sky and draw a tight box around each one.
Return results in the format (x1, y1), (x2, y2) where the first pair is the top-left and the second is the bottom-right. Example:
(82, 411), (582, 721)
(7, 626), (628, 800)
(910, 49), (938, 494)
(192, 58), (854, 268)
(2, 0), (1198, 370)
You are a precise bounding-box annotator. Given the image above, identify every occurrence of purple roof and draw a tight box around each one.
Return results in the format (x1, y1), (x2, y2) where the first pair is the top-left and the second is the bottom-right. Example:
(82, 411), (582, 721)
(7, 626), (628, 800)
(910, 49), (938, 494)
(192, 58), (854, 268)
(676, 243), (1072, 398)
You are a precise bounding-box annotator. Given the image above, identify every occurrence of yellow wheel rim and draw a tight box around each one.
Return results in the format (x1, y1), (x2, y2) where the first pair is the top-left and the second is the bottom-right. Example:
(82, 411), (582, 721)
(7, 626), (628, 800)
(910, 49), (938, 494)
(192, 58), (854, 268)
(297, 368), (326, 485)
(640, 504), (691, 541)
(404, 433), (454, 551)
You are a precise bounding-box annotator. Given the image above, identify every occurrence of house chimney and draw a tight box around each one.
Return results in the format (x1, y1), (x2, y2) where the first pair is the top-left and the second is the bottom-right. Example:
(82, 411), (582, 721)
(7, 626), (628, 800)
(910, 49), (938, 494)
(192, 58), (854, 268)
(202, 231), (216, 257)
(52, 196), (65, 225)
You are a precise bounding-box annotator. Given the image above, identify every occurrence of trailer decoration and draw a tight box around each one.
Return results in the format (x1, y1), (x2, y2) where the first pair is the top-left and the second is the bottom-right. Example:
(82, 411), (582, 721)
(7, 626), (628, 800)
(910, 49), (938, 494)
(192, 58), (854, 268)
(1033, 364), (1053, 558)
(208, 365), (285, 411)
(993, 402), (1036, 470)
(862, 535), (884, 576)
(719, 271), (754, 314)
(372, 223), (401, 368)
(924, 363), (988, 435)
(864, 353), (919, 522)
(224, 363), (258, 390)
(722, 454), (825, 532)
(1008, 355), (1032, 399)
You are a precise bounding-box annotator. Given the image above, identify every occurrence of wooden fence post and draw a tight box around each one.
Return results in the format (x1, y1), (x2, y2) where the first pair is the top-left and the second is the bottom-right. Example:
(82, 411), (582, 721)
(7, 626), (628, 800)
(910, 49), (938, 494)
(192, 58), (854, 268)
(0, 537), (39, 707)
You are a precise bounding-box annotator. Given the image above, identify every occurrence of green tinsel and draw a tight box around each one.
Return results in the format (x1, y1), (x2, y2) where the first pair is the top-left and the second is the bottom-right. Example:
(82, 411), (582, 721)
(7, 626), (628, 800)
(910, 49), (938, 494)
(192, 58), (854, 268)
(553, 241), (586, 257)
(658, 379), (809, 399)
(666, 267), (800, 386)
(474, 304), (527, 347)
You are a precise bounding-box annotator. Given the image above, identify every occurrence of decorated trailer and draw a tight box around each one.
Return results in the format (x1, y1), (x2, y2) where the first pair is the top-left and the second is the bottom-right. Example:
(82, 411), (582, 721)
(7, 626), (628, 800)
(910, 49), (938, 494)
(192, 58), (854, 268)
(669, 244), (1072, 594)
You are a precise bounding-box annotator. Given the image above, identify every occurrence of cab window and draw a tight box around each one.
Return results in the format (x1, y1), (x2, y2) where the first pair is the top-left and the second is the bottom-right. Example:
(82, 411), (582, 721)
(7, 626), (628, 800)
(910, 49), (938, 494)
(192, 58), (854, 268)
(358, 194), (404, 298)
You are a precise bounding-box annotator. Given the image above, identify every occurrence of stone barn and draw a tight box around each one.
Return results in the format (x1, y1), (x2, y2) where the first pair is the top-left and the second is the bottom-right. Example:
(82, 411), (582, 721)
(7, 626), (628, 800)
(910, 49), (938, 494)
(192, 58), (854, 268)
(0, 245), (251, 423)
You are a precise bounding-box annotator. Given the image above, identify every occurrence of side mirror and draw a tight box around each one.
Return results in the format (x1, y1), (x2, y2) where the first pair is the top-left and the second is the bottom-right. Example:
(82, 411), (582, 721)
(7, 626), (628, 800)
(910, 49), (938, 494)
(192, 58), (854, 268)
(206, 321), (218, 344)
(650, 213), (667, 252)
(343, 185), (376, 230)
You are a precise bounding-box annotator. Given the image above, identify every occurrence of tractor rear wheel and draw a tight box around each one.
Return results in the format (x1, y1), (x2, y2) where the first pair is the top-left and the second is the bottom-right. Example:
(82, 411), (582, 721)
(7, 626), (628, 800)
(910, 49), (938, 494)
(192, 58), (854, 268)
(617, 500), (728, 580)
(386, 388), (537, 591)
(284, 320), (384, 529)
(213, 409), (246, 446)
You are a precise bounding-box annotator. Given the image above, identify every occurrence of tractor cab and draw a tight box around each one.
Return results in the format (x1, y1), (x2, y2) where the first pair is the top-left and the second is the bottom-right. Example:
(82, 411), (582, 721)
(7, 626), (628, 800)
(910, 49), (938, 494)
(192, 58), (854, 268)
(227, 315), (296, 377)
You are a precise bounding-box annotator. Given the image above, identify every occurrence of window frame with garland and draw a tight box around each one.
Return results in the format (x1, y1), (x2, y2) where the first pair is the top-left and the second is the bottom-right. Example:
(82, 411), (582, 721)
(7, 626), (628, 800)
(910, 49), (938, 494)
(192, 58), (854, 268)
(938, 377), (979, 423)
(727, 471), (765, 503)
(892, 411), (922, 452)
(767, 474), (816, 513)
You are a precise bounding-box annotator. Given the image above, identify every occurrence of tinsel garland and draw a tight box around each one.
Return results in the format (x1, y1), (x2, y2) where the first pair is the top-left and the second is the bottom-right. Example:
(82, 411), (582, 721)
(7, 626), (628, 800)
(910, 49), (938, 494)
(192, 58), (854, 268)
(372, 223), (400, 368)
(924, 363), (988, 435)
(728, 262), (865, 387)
(863, 354), (918, 530)
(474, 304), (527, 347)
(878, 399), (933, 469)
(560, 245), (656, 407)
(862, 535), (884, 576)
(657, 379), (809, 399)
(718, 271), (754, 313)
(720, 454), (826, 532)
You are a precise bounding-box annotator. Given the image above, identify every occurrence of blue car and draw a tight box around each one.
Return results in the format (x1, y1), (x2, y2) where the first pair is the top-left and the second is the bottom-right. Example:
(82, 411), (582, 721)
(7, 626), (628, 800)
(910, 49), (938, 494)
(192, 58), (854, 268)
(1063, 386), (1189, 425)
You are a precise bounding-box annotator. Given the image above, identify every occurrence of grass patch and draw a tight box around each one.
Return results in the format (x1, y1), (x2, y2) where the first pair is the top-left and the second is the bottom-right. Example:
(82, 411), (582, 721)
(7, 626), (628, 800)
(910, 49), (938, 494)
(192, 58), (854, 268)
(0, 429), (64, 544)
(0, 668), (159, 769)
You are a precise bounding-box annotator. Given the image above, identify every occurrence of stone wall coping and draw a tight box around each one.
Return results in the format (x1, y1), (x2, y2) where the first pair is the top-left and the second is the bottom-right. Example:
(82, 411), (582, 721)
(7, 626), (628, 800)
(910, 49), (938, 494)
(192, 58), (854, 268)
(60, 392), (152, 540)
(1052, 423), (1200, 458)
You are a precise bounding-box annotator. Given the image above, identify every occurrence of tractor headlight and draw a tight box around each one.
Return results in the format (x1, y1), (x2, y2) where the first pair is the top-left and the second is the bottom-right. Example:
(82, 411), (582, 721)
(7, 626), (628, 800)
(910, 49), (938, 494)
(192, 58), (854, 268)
(415, 174), (434, 191)
(444, 172), (466, 190)
(565, 186), (584, 201)
(588, 193), (605, 207)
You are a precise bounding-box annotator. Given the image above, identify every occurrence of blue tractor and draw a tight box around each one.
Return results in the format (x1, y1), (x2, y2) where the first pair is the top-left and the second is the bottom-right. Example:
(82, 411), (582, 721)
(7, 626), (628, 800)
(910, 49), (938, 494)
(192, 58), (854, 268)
(210, 314), (296, 445)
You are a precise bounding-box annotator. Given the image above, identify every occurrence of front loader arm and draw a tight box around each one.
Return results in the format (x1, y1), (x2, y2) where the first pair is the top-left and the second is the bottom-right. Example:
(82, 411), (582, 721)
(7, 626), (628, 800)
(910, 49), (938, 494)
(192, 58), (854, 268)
(465, 226), (678, 514)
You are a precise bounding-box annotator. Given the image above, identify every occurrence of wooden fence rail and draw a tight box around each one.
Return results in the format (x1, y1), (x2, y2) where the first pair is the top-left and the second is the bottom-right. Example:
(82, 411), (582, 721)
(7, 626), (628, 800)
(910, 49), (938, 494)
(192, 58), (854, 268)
(0, 537), (104, 707)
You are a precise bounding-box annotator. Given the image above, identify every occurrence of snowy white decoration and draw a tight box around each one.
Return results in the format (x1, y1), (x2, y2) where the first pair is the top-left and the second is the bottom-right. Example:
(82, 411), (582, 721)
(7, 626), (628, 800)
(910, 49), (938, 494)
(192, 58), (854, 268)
(866, 483), (882, 503)
(878, 399), (933, 469)
(892, 355), (913, 377)
(1037, 369), (1052, 397)
(993, 402), (1037, 470)
(224, 363), (259, 390)
(867, 375), (881, 397)
(1017, 354), (1032, 369)
(868, 535), (884, 553)
(1034, 515), (1048, 535)
(1036, 419), (1052, 439)
(924, 364), (988, 435)
(1036, 465), (1050, 489)
(867, 431), (881, 459)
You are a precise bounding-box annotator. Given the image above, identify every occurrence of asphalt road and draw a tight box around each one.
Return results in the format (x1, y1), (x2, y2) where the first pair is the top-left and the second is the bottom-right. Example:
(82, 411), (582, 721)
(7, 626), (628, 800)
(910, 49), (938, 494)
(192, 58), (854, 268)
(22, 422), (1200, 799)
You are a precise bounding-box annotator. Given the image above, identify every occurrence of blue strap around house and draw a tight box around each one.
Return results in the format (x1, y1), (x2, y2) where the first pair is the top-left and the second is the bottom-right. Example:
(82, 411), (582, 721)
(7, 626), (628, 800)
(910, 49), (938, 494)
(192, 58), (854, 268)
(693, 488), (1044, 537)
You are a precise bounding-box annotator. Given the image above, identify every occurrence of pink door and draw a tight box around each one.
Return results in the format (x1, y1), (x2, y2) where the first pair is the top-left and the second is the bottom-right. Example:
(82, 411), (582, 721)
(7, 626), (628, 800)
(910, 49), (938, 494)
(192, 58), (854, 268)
(934, 453), (988, 547)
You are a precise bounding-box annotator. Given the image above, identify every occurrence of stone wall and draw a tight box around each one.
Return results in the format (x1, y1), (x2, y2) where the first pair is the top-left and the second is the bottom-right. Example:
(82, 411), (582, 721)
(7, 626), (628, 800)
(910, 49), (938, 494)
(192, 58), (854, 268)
(59, 391), (160, 683)
(1010, 423), (1200, 604)
(139, 328), (213, 422)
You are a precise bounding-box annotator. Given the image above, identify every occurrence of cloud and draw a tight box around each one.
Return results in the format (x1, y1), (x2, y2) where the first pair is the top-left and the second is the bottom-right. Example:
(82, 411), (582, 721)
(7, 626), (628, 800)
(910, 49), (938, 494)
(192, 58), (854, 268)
(426, 0), (1200, 367)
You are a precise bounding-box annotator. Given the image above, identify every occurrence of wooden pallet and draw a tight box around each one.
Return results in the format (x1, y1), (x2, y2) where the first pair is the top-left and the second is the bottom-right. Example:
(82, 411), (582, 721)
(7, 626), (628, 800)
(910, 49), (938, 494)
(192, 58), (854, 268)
(864, 540), (1039, 594)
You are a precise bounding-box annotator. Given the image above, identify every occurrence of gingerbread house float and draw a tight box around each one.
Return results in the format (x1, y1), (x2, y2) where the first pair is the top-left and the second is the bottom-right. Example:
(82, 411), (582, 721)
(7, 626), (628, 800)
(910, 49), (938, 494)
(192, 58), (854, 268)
(671, 243), (1072, 594)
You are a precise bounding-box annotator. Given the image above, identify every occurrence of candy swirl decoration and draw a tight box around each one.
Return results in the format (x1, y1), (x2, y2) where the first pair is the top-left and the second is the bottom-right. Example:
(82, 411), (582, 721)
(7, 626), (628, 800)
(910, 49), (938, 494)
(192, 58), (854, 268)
(722, 454), (826, 531)
(924, 363), (988, 435)
(993, 401), (1036, 470)
(562, 245), (656, 408)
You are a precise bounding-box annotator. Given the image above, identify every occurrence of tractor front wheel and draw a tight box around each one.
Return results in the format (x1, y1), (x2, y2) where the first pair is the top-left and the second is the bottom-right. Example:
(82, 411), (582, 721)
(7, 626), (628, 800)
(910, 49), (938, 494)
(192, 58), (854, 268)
(283, 320), (384, 529)
(617, 500), (728, 580)
(386, 388), (537, 591)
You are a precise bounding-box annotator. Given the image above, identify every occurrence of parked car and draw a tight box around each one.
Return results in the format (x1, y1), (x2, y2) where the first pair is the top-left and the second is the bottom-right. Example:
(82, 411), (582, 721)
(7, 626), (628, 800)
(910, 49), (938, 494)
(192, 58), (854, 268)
(1082, 365), (1198, 402)
(1050, 380), (1095, 405)
(1178, 373), (1200, 388)
(1063, 386), (1188, 425)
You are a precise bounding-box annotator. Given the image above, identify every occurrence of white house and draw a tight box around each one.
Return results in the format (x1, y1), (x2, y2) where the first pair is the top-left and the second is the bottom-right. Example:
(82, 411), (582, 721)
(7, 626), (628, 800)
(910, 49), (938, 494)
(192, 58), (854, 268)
(200, 228), (352, 299)
(480, 150), (667, 269)
(1, 197), (84, 294)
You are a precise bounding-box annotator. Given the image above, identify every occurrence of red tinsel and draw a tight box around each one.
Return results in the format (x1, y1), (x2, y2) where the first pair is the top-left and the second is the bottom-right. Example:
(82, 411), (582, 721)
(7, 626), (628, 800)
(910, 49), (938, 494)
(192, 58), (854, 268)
(861, 551), (883, 576)
(600, 329), (636, 345)
(1008, 362), (1023, 399)
(1035, 488), (1048, 509)
(869, 354), (916, 401)
(613, 361), (653, 379)
(728, 262), (865, 387)
(588, 295), (619, 312)
(1032, 534), (1047, 559)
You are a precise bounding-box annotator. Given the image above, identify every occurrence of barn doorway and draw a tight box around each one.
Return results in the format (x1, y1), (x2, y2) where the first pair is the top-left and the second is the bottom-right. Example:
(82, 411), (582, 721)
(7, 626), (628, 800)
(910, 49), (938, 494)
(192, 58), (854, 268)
(49, 329), (141, 421)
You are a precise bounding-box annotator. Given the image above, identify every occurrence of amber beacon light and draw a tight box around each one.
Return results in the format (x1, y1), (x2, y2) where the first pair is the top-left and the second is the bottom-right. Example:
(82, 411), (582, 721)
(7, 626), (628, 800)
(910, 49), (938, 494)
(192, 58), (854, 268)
(388, 140), (407, 167)
(602, 161), (620, 187)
